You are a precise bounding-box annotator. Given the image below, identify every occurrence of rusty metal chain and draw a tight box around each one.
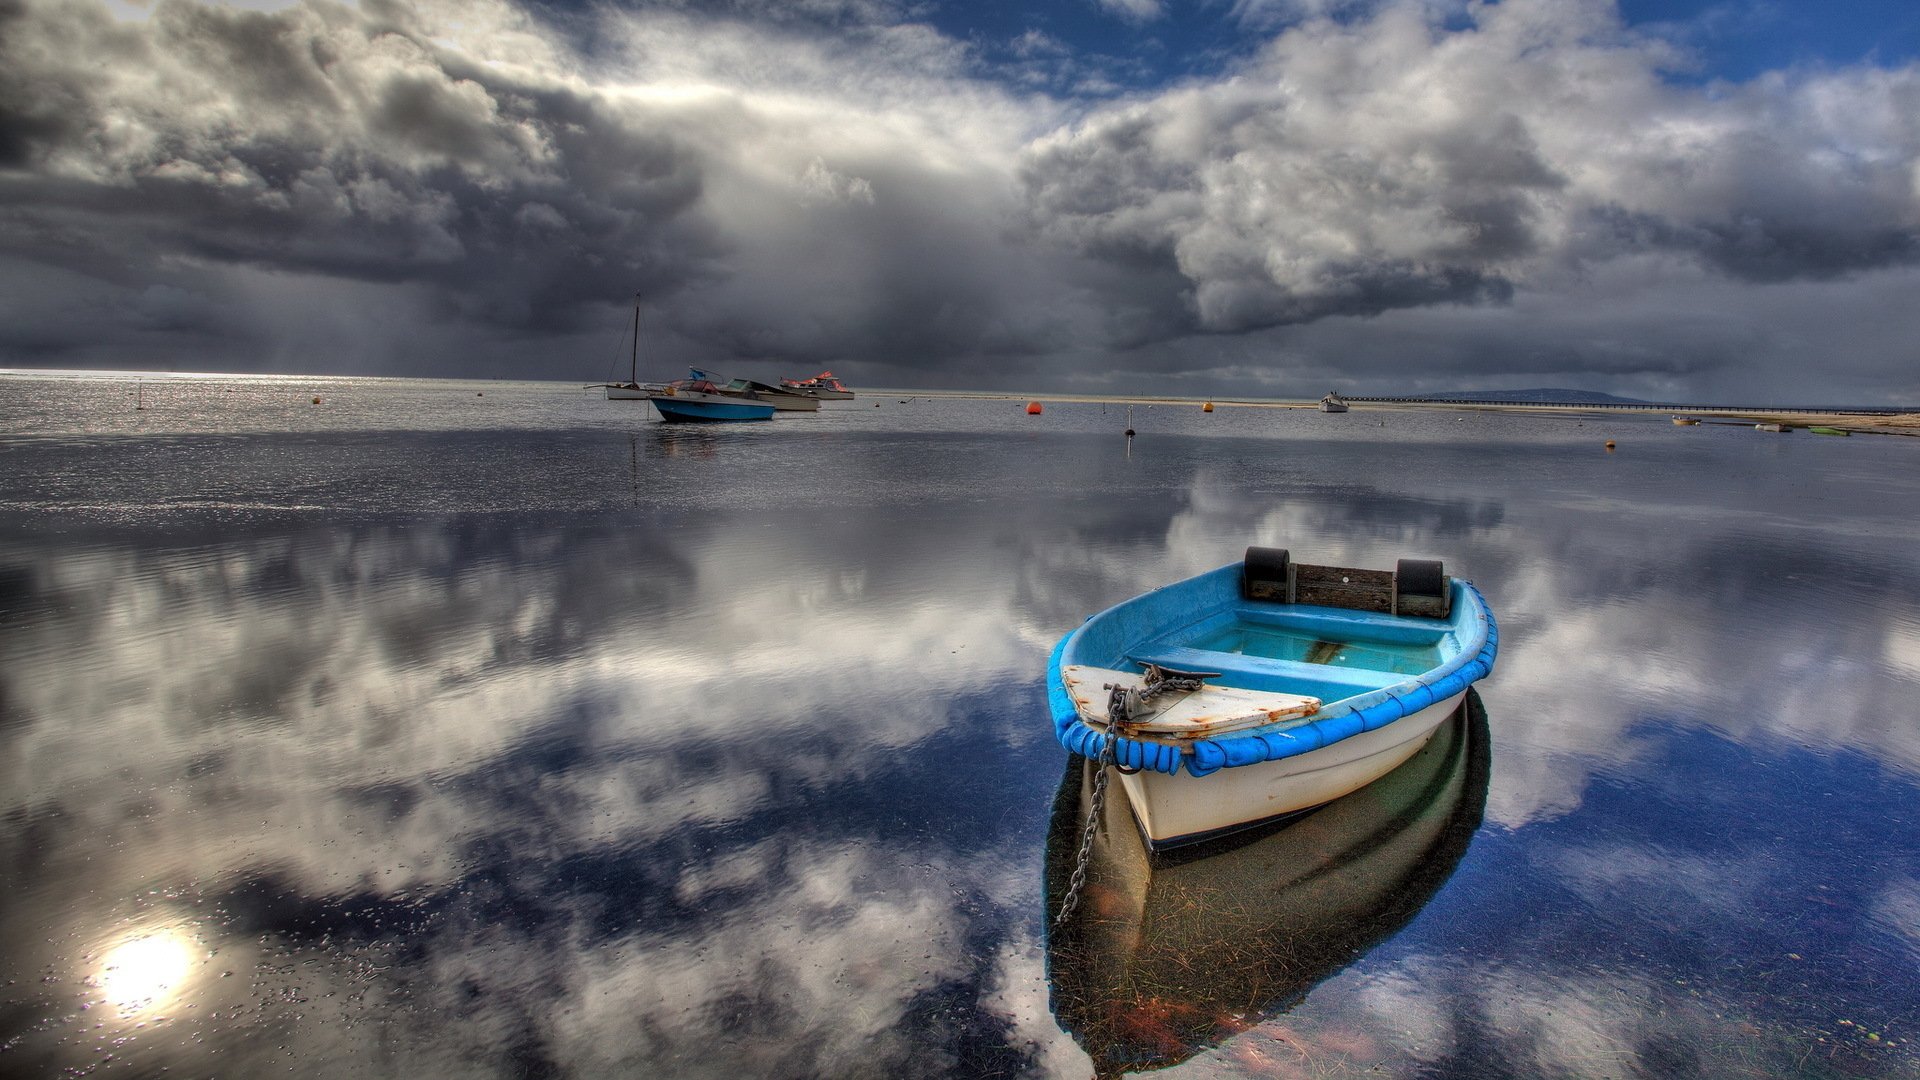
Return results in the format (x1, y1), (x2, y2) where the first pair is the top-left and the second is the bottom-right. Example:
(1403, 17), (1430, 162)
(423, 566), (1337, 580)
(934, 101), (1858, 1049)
(1053, 730), (1116, 930)
(1103, 663), (1218, 724)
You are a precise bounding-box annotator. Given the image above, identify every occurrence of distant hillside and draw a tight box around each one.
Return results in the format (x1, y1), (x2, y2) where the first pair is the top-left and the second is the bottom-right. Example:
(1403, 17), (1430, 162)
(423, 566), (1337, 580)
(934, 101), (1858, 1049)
(1420, 388), (1653, 405)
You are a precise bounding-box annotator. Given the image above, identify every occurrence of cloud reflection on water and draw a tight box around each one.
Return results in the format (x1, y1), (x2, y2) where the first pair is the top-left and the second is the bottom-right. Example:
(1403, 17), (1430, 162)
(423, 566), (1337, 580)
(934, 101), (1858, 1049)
(3, 413), (1919, 1077)
(0, 508), (1096, 1076)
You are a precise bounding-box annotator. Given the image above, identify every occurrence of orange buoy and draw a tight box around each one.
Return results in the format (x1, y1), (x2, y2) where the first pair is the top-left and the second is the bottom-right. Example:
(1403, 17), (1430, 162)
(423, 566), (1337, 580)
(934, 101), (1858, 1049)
(1605, 440), (1616, 451)
(1026, 401), (1043, 415)
(1202, 401), (1214, 412)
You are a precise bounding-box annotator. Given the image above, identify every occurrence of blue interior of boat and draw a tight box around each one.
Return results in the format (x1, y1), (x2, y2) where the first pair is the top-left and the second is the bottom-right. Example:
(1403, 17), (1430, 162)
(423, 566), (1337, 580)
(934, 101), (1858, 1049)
(1065, 563), (1466, 705)
(1130, 605), (1452, 700)
(1122, 644), (1401, 703)
(1050, 561), (1499, 776)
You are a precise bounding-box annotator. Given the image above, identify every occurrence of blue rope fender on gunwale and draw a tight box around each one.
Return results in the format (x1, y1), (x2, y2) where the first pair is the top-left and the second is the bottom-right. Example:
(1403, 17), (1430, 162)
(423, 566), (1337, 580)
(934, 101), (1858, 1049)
(1047, 581), (1498, 778)
(1046, 631), (1184, 774)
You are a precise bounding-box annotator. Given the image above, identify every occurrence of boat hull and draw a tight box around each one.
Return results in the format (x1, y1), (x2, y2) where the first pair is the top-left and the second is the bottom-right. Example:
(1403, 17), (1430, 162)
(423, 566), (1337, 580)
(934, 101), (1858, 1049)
(1116, 690), (1463, 848)
(605, 384), (651, 400)
(649, 395), (776, 422)
(1044, 695), (1489, 1073)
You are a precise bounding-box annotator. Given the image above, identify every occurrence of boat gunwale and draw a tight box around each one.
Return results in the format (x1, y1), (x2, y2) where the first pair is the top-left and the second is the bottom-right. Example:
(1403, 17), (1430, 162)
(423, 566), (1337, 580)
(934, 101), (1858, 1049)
(1047, 564), (1497, 777)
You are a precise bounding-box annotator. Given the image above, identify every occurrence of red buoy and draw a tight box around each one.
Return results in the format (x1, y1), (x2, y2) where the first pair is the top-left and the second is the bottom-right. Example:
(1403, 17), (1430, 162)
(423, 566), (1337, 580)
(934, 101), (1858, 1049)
(1026, 401), (1043, 415)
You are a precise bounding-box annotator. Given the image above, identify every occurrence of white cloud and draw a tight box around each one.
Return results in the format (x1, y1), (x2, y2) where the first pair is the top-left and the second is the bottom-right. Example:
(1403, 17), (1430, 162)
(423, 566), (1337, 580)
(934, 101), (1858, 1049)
(798, 156), (876, 204)
(1096, 0), (1165, 22)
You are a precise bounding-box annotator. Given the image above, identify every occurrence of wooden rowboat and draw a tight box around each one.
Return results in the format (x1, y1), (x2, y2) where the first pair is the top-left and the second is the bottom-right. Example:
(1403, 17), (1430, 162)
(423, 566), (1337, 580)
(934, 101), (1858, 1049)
(1046, 547), (1497, 849)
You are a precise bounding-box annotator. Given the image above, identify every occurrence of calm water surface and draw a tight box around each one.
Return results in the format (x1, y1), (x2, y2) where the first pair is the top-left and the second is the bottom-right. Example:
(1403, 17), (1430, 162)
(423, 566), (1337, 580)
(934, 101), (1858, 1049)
(2, 373), (1917, 1078)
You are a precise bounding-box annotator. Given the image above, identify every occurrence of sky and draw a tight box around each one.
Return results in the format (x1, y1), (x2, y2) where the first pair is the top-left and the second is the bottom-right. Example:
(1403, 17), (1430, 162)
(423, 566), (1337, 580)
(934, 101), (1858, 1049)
(2, 0), (1918, 403)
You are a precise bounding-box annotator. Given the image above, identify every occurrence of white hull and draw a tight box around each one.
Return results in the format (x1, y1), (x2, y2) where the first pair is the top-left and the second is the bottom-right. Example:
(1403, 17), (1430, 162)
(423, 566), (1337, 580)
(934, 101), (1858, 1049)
(1115, 690), (1464, 848)
(605, 384), (651, 400)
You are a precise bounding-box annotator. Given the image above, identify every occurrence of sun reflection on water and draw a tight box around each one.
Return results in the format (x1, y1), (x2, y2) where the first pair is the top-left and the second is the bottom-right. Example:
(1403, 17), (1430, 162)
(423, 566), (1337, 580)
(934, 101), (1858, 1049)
(96, 931), (196, 1015)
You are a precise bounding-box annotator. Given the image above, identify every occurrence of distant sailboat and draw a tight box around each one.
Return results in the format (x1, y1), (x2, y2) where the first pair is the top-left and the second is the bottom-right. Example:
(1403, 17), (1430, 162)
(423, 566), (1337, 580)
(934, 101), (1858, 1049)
(592, 294), (652, 400)
(1318, 391), (1349, 413)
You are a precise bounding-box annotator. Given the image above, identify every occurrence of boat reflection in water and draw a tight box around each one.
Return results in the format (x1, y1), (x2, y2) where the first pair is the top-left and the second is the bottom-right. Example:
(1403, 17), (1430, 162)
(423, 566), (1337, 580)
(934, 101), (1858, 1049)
(1044, 691), (1491, 1076)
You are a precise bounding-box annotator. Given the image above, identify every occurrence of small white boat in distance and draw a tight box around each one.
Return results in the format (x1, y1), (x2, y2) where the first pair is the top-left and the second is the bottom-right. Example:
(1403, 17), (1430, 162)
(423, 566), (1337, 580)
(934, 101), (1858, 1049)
(1047, 547), (1497, 849)
(779, 372), (855, 400)
(1318, 392), (1349, 413)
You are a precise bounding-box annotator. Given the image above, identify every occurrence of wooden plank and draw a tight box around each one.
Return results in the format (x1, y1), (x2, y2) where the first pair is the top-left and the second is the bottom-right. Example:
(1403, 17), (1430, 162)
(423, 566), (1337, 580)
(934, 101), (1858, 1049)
(1291, 564), (1395, 613)
(1060, 665), (1320, 740)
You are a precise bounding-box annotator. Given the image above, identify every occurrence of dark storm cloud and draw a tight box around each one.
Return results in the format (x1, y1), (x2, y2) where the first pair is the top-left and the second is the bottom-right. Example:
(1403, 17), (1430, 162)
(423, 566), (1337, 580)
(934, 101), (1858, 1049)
(0, 0), (1918, 397)
(0, 0), (736, 326)
(0, 0), (1078, 370)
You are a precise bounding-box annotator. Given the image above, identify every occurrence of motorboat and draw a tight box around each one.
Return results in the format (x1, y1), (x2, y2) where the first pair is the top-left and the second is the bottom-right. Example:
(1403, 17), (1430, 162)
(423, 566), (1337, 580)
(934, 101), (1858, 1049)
(645, 378), (776, 422)
(1317, 392), (1349, 413)
(701, 371), (821, 412)
(779, 372), (856, 400)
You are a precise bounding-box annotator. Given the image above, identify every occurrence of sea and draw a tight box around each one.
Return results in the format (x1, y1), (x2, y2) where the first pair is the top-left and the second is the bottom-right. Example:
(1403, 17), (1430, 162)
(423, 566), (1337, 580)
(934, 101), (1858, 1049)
(2, 371), (1917, 1079)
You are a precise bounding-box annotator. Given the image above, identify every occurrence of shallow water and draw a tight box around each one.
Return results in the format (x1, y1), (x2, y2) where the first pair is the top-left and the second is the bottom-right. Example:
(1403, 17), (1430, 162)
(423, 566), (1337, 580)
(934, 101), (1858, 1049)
(2, 373), (1917, 1078)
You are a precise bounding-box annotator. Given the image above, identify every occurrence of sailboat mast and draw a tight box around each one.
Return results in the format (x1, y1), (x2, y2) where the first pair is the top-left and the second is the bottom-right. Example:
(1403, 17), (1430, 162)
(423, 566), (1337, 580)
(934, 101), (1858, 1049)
(629, 293), (640, 385)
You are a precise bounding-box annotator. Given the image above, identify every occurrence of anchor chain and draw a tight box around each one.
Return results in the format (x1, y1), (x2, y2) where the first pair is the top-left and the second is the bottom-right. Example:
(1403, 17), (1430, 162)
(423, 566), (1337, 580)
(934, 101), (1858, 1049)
(1103, 663), (1220, 725)
(1055, 665), (1219, 929)
(1052, 730), (1117, 930)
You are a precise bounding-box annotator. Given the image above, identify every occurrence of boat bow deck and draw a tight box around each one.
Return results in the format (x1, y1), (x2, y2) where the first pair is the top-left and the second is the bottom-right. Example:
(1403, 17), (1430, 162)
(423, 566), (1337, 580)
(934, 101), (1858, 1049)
(1059, 665), (1320, 739)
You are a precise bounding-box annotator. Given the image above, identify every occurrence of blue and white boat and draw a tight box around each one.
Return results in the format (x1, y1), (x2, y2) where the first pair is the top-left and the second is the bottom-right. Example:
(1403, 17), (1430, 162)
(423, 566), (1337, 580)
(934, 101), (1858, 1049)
(645, 378), (776, 422)
(1047, 547), (1497, 849)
